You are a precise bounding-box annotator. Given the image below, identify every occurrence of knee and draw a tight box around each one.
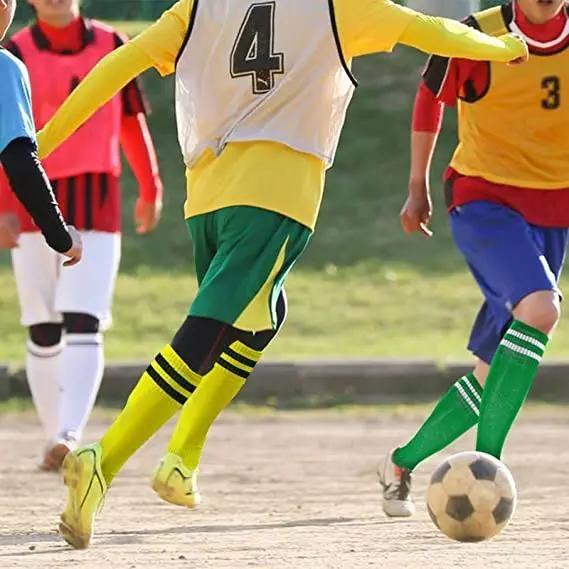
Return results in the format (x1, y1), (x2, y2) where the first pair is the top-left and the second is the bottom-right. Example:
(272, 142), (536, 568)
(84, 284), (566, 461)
(63, 313), (100, 335)
(171, 316), (273, 375)
(514, 291), (561, 335)
(29, 323), (63, 347)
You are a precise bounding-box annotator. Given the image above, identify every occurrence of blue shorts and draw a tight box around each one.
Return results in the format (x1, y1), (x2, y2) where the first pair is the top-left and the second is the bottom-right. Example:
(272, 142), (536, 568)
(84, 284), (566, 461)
(450, 201), (569, 364)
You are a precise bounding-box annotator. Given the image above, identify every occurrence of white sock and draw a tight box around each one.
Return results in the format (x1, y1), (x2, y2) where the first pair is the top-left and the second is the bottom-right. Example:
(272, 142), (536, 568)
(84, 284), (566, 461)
(26, 341), (63, 441)
(57, 333), (104, 442)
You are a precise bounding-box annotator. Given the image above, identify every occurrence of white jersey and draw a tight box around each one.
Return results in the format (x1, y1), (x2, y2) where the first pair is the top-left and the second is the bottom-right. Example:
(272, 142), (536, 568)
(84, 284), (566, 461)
(175, 0), (357, 169)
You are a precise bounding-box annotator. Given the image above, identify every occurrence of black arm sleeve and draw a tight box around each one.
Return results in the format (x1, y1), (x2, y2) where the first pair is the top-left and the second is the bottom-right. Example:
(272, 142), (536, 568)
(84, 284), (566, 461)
(0, 138), (72, 253)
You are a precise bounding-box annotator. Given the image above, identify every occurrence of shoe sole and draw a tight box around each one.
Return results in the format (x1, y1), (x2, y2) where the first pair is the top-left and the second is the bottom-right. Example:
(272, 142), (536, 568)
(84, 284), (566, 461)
(59, 453), (91, 550)
(382, 498), (416, 519)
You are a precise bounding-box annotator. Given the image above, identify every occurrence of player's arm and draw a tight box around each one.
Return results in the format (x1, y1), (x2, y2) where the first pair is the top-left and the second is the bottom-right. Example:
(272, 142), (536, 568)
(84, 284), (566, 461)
(336, 0), (527, 62)
(114, 30), (164, 236)
(0, 139), (71, 252)
(0, 58), (80, 261)
(121, 114), (164, 234)
(400, 84), (443, 237)
(38, 0), (191, 159)
(398, 12), (527, 62)
(401, 54), (479, 237)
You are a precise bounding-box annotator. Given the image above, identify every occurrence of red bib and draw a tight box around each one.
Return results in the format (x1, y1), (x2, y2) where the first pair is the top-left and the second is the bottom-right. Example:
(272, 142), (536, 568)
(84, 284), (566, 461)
(11, 21), (122, 179)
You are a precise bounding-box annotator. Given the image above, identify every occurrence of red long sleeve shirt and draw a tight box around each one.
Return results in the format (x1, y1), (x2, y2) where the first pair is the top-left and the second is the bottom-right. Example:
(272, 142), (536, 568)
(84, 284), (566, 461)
(414, 5), (569, 227)
(0, 17), (163, 233)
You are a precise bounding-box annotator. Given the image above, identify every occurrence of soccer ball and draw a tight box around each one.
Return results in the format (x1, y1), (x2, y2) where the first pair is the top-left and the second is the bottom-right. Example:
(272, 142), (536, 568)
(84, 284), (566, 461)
(426, 451), (517, 542)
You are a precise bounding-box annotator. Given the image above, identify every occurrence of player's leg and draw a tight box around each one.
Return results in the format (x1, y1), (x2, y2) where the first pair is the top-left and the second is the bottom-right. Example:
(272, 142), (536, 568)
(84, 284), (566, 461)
(98, 293), (286, 488)
(152, 304), (286, 506)
(388, 307), (499, 476)
(381, 202), (563, 516)
(58, 208), (307, 548)
(58, 312), (104, 440)
(97, 216), (216, 485)
(380, 358), (488, 517)
(155, 207), (308, 506)
(476, 225), (568, 458)
(55, 231), (121, 446)
(11, 232), (63, 466)
(60, 338), (202, 549)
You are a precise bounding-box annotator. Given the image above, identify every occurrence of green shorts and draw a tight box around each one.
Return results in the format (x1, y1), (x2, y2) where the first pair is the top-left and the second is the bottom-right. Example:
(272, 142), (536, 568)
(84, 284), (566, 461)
(187, 206), (311, 332)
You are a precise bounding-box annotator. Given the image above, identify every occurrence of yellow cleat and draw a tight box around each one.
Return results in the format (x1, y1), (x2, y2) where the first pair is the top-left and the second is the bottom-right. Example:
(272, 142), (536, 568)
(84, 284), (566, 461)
(151, 453), (202, 508)
(59, 443), (107, 550)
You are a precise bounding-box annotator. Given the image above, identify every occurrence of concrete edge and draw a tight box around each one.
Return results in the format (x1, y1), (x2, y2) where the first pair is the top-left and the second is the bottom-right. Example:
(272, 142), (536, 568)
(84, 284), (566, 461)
(1, 359), (569, 405)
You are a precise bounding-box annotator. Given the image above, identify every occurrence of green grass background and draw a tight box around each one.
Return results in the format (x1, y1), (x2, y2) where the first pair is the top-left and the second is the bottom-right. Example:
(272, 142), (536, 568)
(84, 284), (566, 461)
(2, 22), (568, 363)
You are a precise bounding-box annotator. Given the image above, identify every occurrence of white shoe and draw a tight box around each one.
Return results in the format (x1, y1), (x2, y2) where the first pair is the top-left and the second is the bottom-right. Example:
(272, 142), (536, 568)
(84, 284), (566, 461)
(378, 449), (416, 518)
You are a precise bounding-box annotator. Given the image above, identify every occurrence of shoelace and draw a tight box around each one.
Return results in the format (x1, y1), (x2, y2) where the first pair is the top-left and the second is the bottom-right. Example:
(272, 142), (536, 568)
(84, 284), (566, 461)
(382, 465), (412, 501)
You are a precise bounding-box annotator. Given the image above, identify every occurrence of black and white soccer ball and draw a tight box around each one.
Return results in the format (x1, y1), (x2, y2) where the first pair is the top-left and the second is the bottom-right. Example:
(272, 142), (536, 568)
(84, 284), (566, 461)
(426, 451), (517, 542)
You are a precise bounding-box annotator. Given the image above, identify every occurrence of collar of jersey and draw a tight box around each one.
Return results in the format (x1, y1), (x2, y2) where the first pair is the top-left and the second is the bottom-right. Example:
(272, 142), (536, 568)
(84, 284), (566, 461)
(509, 3), (569, 49)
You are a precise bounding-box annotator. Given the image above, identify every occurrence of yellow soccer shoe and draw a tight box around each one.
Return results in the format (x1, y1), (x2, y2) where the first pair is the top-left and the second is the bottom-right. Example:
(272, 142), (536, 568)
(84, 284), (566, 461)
(59, 443), (107, 549)
(151, 453), (202, 508)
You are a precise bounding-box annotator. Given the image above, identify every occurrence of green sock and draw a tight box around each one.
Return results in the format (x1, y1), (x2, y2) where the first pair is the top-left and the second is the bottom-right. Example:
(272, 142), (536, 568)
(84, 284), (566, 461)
(393, 373), (483, 471)
(476, 320), (548, 459)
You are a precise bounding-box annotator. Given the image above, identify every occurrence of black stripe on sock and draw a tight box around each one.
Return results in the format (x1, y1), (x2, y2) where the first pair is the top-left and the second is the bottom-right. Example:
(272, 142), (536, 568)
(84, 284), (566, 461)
(155, 354), (197, 394)
(217, 357), (250, 379)
(146, 365), (187, 405)
(224, 347), (257, 370)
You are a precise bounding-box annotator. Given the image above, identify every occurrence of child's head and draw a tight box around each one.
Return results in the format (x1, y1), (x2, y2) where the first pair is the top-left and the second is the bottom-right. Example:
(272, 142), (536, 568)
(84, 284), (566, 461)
(27, 0), (80, 26)
(0, 0), (16, 41)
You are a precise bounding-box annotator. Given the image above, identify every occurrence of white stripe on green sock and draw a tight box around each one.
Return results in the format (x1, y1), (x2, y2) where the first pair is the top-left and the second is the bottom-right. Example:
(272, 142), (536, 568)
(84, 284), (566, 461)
(393, 373), (483, 471)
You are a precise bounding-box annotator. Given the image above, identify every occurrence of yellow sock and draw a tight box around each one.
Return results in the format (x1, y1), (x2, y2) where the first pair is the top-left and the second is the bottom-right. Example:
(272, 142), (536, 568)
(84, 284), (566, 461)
(168, 341), (262, 470)
(100, 345), (201, 484)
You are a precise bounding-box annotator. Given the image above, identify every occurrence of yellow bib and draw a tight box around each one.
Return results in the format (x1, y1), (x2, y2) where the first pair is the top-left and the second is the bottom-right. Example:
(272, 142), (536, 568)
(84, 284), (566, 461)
(450, 6), (569, 189)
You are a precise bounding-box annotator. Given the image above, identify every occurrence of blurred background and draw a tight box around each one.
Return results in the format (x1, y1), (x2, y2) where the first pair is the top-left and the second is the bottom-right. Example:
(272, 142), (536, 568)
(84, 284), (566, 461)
(3, 0), (561, 366)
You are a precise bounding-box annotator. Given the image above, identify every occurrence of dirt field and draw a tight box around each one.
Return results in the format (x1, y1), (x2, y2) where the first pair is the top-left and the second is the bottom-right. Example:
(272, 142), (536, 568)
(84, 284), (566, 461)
(0, 408), (567, 569)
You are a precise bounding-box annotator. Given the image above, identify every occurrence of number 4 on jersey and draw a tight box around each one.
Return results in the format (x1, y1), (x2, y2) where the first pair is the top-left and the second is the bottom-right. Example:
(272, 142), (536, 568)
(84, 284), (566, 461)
(230, 2), (284, 95)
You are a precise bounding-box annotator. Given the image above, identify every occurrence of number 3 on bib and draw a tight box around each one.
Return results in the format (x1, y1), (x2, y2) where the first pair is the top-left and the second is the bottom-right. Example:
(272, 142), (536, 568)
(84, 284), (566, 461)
(230, 2), (285, 94)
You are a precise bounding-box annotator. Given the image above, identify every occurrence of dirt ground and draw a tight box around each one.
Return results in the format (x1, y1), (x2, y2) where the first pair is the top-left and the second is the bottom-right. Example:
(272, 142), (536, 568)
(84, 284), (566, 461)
(0, 408), (567, 569)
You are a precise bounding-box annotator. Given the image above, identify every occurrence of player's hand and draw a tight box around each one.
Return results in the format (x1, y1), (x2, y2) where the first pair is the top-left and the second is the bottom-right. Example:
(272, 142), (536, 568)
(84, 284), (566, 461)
(0, 213), (20, 249)
(62, 226), (83, 267)
(400, 180), (433, 237)
(502, 33), (529, 66)
(135, 196), (162, 234)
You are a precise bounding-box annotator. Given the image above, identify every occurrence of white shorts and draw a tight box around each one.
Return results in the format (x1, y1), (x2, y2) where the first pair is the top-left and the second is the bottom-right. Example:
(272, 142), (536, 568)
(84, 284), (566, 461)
(11, 231), (121, 330)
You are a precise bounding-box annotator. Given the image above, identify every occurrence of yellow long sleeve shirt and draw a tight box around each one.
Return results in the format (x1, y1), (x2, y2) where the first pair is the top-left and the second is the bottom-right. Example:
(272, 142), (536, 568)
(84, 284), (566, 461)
(38, 0), (526, 230)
